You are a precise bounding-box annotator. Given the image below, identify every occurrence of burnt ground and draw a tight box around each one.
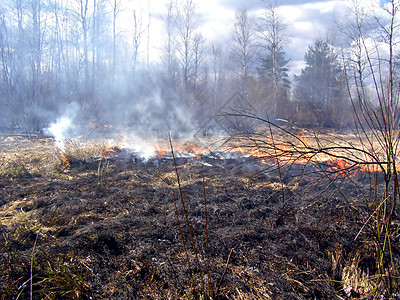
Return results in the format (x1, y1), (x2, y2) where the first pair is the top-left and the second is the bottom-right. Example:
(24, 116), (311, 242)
(0, 137), (399, 299)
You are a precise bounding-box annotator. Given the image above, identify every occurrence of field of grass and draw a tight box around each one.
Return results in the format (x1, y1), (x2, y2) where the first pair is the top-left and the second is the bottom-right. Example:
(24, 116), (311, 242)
(0, 132), (399, 299)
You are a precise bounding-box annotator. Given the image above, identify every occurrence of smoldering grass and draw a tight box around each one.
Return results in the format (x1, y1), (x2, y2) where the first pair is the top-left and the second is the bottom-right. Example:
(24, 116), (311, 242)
(50, 137), (119, 173)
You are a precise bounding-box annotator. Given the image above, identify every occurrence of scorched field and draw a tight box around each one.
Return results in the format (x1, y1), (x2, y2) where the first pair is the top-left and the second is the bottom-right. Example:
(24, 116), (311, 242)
(0, 130), (399, 299)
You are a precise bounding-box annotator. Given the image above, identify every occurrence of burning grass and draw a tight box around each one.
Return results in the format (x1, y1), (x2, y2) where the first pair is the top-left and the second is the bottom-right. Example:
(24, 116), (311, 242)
(0, 132), (399, 299)
(226, 129), (383, 174)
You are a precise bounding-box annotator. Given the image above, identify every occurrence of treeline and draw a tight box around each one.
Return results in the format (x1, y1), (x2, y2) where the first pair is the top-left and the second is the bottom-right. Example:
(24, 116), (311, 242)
(0, 0), (398, 132)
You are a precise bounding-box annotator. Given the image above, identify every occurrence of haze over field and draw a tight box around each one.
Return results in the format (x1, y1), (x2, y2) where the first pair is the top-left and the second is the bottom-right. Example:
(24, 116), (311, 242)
(0, 0), (395, 137)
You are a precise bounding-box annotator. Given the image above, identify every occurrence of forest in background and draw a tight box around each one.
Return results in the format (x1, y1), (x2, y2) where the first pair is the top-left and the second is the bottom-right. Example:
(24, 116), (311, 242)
(0, 0), (398, 133)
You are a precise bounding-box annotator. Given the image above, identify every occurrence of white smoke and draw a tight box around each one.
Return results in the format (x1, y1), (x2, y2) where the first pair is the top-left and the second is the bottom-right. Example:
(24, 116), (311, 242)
(118, 132), (157, 160)
(44, 102), (80, 152)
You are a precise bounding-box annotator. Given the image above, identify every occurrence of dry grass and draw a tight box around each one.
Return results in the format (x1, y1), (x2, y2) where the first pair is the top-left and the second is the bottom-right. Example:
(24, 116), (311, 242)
(0, 136), (122, 179)
(0, 133), (399, 299)
(226, 128), (387, 170)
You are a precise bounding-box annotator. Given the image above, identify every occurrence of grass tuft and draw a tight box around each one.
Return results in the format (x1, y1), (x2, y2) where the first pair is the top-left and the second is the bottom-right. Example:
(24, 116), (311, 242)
(0, 155), (29, 179)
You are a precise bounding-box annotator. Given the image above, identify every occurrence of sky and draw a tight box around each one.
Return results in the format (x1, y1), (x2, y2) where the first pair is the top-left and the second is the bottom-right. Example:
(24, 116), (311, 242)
(199, 0), (349, 75)
(143, 0), (350, 76)
(122, 0), (385, 77)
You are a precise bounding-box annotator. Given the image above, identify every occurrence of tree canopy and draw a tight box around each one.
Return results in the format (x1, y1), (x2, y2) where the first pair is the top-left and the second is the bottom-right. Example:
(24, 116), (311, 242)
(294, 39), (347, 127)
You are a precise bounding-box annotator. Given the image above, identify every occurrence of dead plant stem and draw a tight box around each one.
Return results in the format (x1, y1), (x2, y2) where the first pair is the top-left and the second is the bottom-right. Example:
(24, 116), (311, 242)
(173, 197), (195, 287)
(216, 248), (234, 296)
(203, 176), (213, 296)
(354, 195), (390, 241)
(30, 234), (38, 300)
(4, 232), (11, 300)
(168, 133), (205, 293)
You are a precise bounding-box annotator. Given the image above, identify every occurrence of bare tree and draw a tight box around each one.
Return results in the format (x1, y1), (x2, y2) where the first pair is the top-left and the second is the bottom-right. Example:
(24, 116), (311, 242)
(76, 0), (91, 87)
(175, 0), (203, 92)
(160, 0), (178, 84)
(191, 32), (205, 92)
(257, 0), (290, 118)
(0, 13), (14, 128)
(146, 0), (151, 70)
(110, 0), (122, 84)
(48, 0), (64, 77)
(23, 0), (46, 131)
(339, 0), (374, 108)
(231, 8), (257, 95)
(92, 0), (97, 89)
(131, 8), (145, 72)
(208, 43), (230, 111)
(160, 0), (204, 97)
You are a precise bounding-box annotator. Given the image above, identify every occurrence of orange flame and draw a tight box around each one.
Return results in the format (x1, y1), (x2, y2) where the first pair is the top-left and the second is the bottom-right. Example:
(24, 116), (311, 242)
(100, 146), (121, 158)
(325, 159), (382, 178)
(180, 142), (205, 156)
(297, 130), (309, 146)
(154, 144), (167, 157)
(60, 154), (70, 170)
(109, 132), (386, 178)
(153, 142), (211, 158)
(327, 159), (352, 177)
(222, 135), (379, 178)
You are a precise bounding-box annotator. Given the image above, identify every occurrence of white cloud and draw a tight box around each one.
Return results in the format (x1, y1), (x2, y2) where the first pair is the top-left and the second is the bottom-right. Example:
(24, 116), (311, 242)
(197, 1), (235, 43)
(128, 0), (354, 76)
(206, 1), (347, 73)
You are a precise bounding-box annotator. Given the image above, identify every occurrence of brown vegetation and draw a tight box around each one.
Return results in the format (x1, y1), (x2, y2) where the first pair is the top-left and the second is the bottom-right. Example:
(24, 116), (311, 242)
(0, 134), (399, 299)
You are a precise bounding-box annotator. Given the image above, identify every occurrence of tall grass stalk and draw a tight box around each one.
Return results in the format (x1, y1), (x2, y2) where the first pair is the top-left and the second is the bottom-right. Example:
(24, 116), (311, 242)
(30, 234), (38, 300)
(169, 133), (232, 299)
(203, 176), (213, 296)
(169, 133), (205, 296)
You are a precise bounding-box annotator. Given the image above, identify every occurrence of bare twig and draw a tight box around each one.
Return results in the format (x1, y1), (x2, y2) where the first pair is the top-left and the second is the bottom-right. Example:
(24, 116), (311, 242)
(216, 248), (234, 296)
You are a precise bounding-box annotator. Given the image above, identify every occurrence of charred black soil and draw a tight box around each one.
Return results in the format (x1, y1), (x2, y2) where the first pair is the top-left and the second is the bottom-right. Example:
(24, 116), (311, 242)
(0, 137), (399, 299)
